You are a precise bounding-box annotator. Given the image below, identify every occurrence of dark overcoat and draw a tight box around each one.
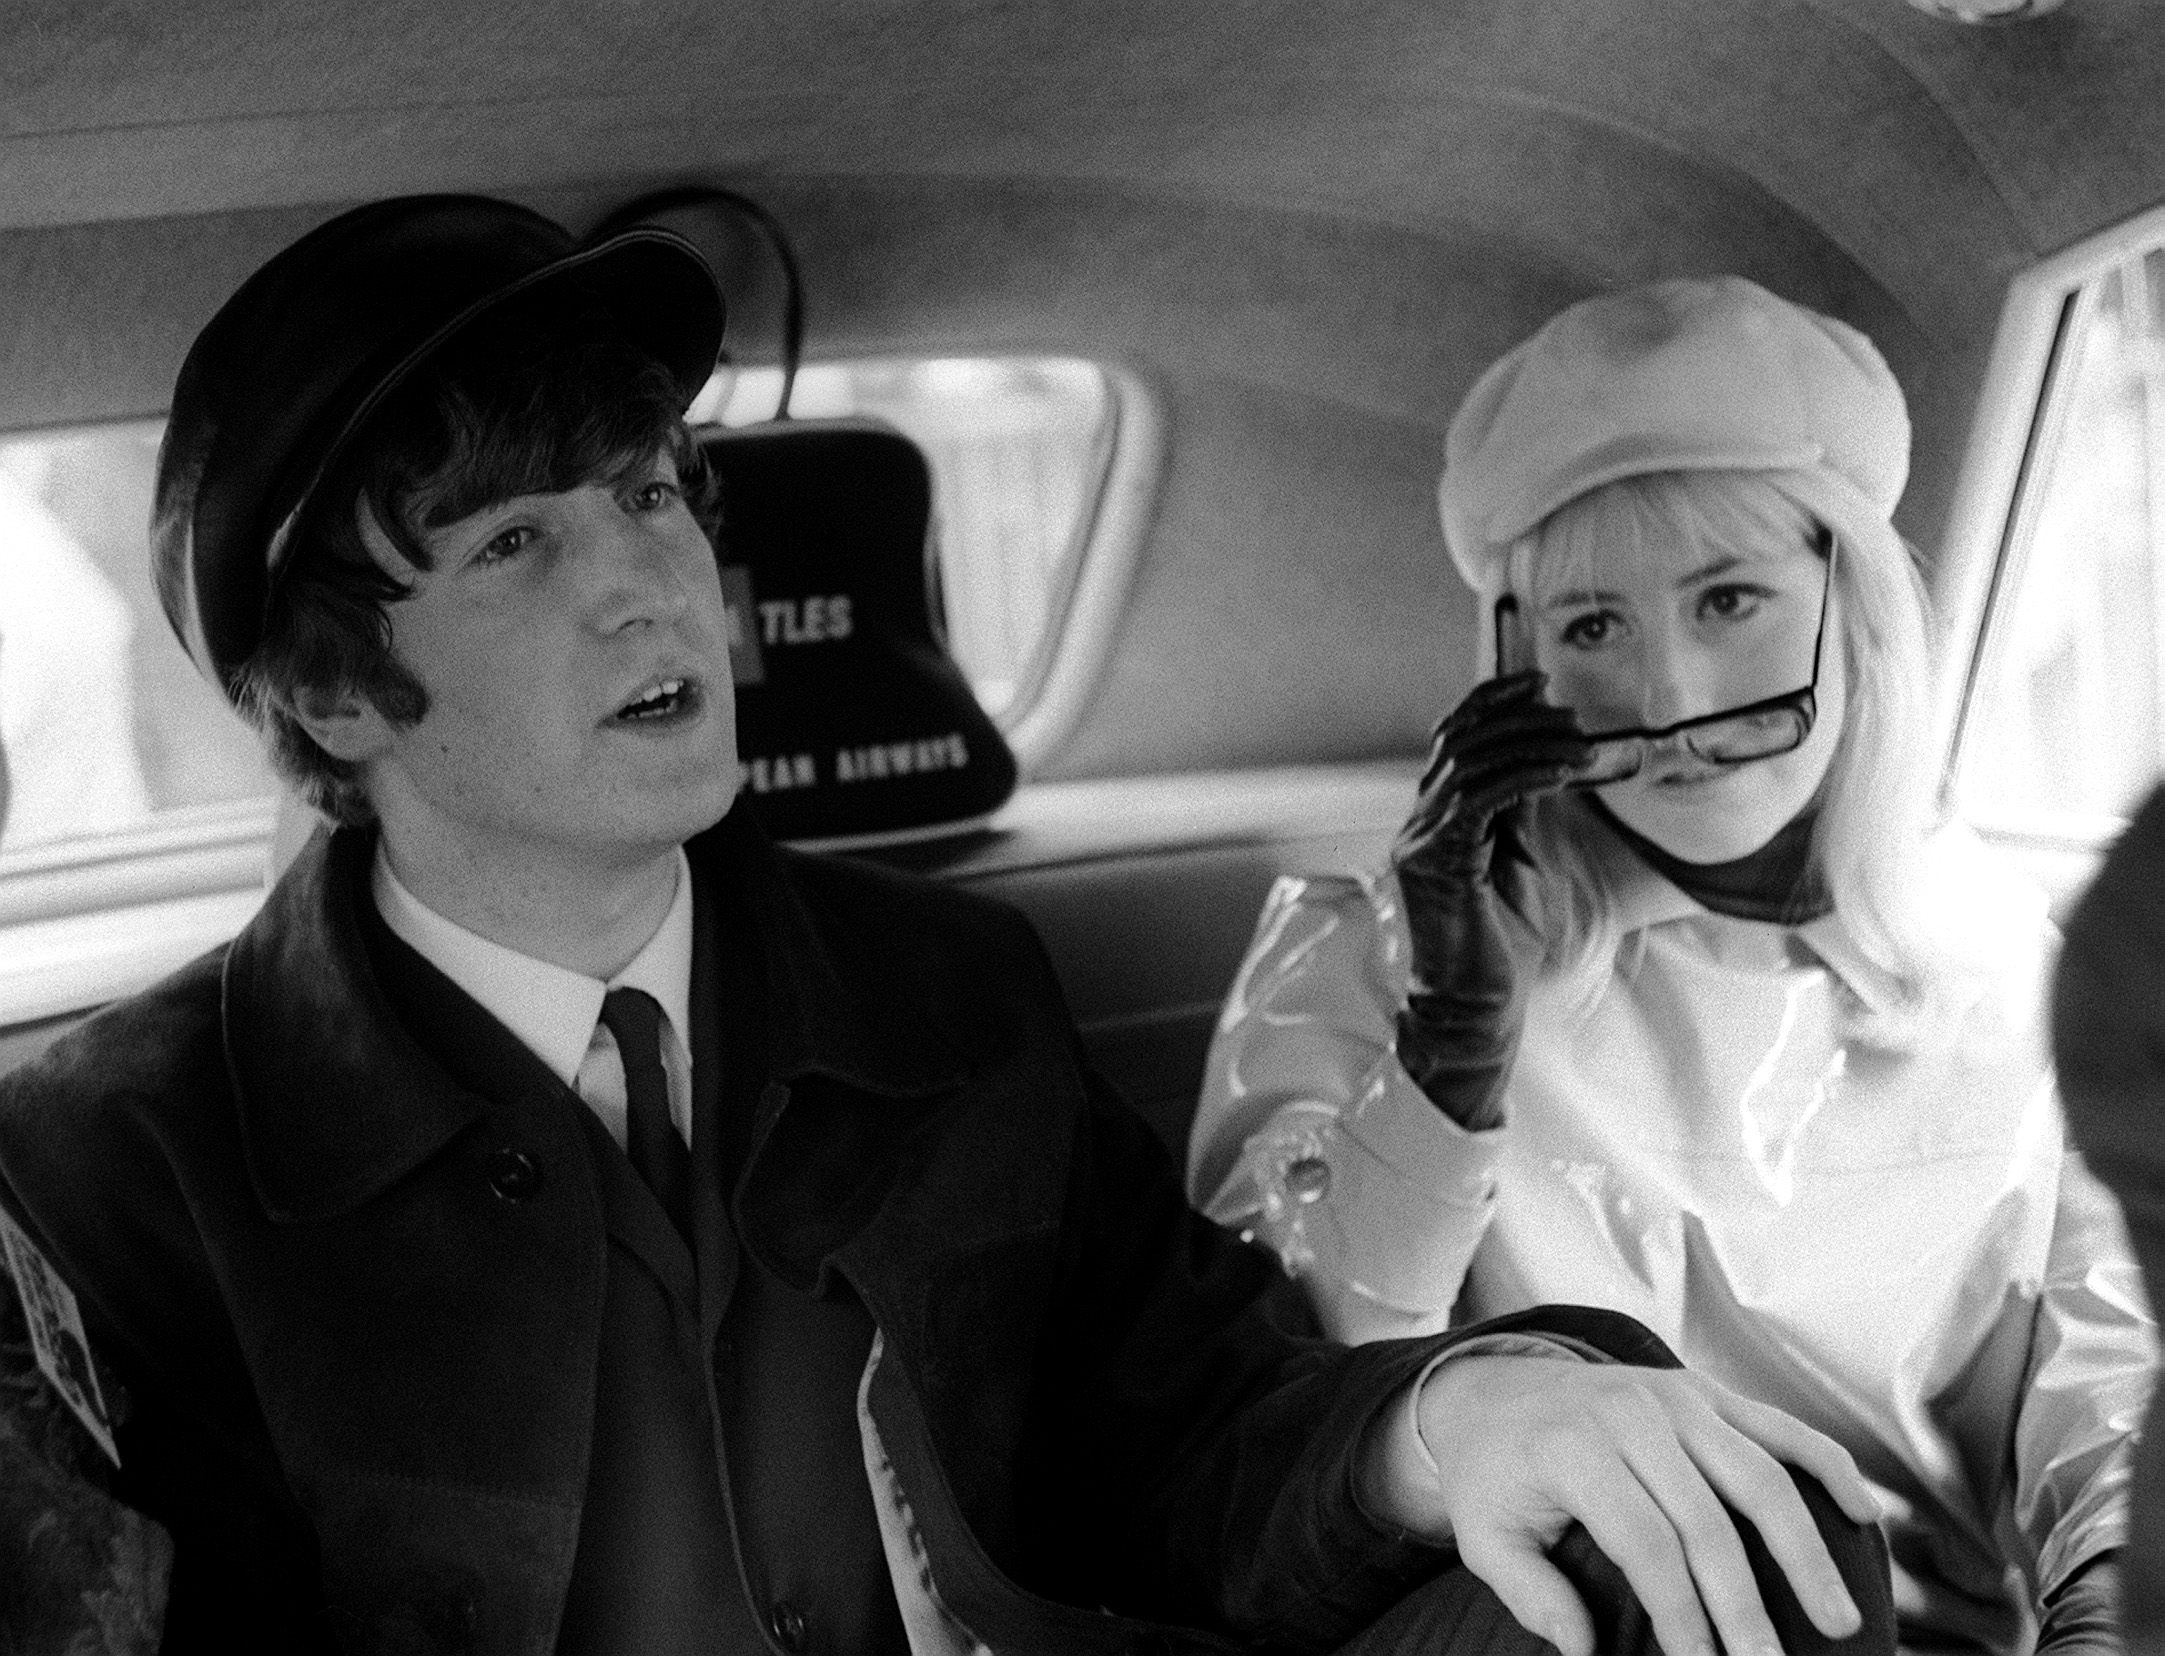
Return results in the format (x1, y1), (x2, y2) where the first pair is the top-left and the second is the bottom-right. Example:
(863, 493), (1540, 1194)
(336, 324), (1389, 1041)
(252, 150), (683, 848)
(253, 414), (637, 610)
(0, 808), (1642, 1653)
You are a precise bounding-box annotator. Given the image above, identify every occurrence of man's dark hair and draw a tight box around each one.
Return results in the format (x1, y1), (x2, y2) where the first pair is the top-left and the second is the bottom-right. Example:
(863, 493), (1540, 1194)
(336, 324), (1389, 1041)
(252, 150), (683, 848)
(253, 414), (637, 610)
(229, 300), (717, 825)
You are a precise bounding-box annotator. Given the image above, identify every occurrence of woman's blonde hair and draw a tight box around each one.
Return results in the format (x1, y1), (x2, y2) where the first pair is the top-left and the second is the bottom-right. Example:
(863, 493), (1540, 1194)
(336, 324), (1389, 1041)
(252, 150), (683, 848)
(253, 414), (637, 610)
(1503, 468), (1948, 1047)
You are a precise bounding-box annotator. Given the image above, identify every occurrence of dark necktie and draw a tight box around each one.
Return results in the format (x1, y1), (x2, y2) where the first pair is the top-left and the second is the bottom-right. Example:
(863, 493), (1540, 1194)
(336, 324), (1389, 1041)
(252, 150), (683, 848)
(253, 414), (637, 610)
(599, 987), (693, 1241)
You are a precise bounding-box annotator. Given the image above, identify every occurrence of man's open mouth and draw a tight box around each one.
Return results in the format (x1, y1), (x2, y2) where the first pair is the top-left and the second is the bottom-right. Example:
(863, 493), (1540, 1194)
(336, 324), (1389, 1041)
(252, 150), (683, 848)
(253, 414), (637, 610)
(610, 677), (699, 724)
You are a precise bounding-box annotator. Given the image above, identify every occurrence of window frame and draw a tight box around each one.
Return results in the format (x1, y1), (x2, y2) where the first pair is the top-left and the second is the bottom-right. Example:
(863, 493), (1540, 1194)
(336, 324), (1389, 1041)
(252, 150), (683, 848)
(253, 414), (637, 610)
(999, 361), (1162, 770)
(697, 354), (1163, 764)
(1940, 201), (2165, 852)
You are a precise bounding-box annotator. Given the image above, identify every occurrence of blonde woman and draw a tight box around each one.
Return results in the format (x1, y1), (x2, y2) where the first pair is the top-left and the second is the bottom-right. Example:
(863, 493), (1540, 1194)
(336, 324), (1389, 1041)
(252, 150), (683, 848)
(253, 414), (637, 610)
(1189, 278), (2151, 1656)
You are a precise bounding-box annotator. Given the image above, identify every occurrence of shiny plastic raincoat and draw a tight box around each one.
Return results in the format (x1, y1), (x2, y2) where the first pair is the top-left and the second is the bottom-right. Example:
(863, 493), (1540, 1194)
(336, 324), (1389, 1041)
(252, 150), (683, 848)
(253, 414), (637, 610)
(1189, 818), (2152, 1655)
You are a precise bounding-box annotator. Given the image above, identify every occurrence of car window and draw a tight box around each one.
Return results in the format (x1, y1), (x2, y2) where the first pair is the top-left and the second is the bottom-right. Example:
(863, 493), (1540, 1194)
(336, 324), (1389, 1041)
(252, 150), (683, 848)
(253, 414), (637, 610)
(694, 356), (1119, 720)
(1957, 205), (2165, 865)
(0, 357), (1118, 857)
(1952, 217), (2165, 847)
(0, 421), (273, 858)
(0, 356), (1131, 1022)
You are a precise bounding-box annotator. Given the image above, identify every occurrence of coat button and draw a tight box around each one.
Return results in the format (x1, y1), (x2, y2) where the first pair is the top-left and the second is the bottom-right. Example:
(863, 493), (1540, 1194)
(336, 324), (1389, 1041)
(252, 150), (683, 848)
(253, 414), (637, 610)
(487, 1148), (542, 1202)
(768, 1601), (807, 1652)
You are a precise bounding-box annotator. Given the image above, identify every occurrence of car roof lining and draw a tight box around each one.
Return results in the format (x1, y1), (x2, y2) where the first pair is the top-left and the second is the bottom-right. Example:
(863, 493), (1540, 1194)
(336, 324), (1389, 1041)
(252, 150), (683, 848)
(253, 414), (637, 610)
(4, 0), (2157, 250)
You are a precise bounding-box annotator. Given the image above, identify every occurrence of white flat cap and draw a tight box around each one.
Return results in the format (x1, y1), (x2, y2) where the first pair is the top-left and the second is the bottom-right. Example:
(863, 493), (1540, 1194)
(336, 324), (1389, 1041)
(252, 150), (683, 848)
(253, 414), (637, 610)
(1437, 276), (1909, 594)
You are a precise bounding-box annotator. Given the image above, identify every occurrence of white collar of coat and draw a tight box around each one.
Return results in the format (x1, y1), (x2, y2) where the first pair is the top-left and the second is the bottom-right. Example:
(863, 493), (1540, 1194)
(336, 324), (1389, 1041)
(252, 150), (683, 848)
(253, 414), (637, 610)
(1576, 804), (1907, 1020)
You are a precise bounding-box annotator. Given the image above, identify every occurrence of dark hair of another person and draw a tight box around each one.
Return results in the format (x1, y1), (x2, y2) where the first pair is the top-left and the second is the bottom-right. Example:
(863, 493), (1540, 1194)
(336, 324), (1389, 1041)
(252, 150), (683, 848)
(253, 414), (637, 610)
(228, 299), (717, 826)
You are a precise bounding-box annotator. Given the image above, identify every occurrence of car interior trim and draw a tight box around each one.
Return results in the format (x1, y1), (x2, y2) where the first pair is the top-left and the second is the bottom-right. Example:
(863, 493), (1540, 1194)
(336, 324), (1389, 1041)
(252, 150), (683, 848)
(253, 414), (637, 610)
(1001, 364), (1164, 770)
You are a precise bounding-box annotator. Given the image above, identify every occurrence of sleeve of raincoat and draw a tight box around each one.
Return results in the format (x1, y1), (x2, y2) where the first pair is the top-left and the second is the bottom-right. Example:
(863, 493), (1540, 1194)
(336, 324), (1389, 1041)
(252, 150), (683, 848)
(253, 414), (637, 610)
(2010, 1122), (2155, 1598)
(1184, 870), (1506, 1343)
(1949, 830), (2160, 1601)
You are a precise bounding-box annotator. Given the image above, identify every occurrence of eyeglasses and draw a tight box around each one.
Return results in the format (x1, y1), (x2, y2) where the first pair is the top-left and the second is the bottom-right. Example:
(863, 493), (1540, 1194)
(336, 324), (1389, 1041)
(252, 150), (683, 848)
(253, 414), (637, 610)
(1494, 535), (1835, 788)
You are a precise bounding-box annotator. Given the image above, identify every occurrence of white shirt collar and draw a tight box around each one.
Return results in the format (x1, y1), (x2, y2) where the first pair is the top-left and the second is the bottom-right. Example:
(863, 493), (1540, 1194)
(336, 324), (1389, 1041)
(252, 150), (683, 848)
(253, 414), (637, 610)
(369, 844), (696, 1090)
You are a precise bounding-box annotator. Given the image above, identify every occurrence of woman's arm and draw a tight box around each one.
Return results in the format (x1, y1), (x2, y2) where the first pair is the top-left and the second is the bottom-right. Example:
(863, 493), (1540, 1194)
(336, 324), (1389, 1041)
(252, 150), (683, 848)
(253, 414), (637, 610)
(1186, 870), (1506, 1342)
(2009, 1133), (2155, 1610)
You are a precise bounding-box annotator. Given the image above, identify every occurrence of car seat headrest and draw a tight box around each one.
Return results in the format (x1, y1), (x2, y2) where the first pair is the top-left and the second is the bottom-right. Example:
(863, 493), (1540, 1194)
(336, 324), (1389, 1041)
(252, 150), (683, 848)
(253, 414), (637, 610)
(704, 417), (1018, 846)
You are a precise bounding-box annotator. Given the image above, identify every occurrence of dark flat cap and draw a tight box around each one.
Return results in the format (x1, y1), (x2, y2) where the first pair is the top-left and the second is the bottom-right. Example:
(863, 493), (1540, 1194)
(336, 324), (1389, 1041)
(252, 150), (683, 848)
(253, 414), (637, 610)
(152, 194), (725, 691)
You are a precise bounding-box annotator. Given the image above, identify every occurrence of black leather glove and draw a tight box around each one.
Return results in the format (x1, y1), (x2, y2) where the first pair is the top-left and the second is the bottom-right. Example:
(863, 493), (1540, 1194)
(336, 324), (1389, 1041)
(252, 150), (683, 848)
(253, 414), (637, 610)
(1392, 671), (1589, 1131)
(2037, 1554), (2122, 1656)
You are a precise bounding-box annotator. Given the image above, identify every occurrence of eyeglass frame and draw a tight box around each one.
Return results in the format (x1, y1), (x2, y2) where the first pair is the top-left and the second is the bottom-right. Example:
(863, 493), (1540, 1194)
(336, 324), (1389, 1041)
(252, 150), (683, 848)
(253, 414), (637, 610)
(1491, 528), (1836, 783)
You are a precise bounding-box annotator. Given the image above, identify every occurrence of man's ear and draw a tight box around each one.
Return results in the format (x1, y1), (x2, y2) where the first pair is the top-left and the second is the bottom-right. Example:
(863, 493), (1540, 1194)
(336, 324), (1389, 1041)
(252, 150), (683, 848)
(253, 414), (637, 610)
(289, 683), (399, 764)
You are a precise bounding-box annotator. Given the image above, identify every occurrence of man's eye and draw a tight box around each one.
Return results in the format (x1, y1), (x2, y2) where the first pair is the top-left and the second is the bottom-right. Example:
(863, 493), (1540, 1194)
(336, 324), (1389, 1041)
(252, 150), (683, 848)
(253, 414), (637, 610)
(628, 479), (681, 511)
(474, 525), (537, 565)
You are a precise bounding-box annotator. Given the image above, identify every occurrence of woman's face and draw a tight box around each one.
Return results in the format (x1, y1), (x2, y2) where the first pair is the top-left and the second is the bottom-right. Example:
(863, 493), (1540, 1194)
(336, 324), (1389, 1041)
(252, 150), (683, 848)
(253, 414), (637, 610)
(1523, 510), (1847, 865)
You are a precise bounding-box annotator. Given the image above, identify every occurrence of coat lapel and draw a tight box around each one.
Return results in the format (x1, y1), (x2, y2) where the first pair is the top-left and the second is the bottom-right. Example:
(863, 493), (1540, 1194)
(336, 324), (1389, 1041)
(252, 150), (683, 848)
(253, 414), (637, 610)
(705, 809), (969, 1099)
(691, 811), (988, 1297)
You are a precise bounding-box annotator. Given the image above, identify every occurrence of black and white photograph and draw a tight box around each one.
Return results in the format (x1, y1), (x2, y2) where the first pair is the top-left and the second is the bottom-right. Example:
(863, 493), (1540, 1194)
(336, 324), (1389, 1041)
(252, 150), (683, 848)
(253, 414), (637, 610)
(0, 4), (2160, 1653)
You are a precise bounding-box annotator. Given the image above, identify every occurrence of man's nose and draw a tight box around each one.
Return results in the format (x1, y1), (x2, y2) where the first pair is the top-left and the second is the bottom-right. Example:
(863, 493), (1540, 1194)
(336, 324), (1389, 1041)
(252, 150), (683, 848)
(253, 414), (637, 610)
(590, 514), (693, 629)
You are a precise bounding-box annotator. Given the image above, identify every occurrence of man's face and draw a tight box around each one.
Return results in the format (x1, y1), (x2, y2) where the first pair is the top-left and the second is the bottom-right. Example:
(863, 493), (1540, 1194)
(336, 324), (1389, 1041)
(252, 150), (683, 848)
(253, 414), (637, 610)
(352, 445), (740, 875)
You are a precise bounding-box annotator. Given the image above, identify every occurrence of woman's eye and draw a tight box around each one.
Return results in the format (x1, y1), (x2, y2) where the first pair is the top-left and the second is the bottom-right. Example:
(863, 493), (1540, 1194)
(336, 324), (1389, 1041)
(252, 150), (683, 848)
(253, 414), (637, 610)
(1698, 584), (1767, 622)
(1557, 611), (1620, 649)
(627, 478), (681, 512)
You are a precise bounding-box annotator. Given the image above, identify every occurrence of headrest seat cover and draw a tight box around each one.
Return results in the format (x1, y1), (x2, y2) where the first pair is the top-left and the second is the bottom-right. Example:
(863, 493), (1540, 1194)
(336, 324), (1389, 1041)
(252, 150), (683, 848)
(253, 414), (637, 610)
(152, 193), (726, 692)
(1437, 276), (1909, 597)
(702, 419), (1017, 845)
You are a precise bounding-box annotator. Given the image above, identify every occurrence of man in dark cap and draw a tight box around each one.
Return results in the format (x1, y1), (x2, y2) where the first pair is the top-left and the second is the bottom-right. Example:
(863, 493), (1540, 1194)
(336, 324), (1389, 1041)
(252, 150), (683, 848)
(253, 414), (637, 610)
(0, 196), (1892, 1655)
